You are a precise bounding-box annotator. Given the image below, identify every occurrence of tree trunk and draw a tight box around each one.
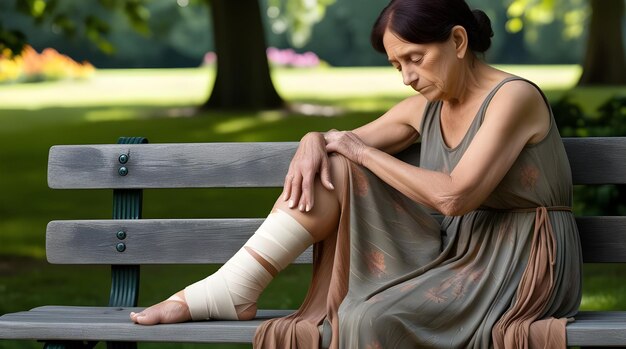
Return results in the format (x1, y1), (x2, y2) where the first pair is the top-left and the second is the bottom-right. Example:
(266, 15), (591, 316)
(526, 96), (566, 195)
(203, 0), (284, 110)
(578, 0), (626, 85)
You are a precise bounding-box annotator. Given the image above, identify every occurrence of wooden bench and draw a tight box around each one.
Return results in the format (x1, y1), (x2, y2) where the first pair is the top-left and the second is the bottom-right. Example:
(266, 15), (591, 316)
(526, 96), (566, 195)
(1, 136), (626, 348)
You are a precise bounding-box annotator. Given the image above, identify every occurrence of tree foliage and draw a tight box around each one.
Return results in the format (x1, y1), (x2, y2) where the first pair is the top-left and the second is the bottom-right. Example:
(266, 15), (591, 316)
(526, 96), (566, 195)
(0, 0), (150, 55)
(505, 0), (625, 85)
(267, 0), (337, 47)
(505, 0), (588, 42)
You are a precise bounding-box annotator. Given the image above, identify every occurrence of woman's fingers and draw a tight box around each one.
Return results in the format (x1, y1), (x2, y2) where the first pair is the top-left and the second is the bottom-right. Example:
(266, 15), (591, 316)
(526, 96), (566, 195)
(300, 172), (314, 212)
(288, 174), (303, 209)
(320, 156), (334, 191)
(282, 173), (293, 201)
(325, 131), (367, 165)
(281, 131), (338, 213)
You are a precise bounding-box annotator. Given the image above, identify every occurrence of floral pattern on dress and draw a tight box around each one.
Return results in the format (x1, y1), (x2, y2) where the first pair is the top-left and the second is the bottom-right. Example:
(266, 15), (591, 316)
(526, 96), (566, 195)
(365, 249), (386, 278)
(520, 165), (540, 191)
(425, 287), (448, 304)
(366, 340), (383, 349)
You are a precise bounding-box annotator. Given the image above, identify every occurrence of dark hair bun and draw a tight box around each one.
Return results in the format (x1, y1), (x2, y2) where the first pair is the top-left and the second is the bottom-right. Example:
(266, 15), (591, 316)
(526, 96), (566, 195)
(471, 9), (494, 53)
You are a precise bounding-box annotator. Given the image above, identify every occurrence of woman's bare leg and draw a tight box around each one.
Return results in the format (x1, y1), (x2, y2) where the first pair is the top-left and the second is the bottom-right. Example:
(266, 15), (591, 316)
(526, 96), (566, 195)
(130, 157), (347, 325)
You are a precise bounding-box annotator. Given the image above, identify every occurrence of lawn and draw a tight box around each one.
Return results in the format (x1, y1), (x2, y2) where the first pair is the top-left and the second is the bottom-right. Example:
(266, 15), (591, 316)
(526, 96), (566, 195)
(0, 66), (625, 349)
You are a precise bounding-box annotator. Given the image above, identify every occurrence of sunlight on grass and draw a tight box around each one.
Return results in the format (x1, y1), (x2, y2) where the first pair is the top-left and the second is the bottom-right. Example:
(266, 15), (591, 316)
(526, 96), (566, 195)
(0, 65), (587, 111)
(84, 107), (145, 122)
(214, 113), (283, 134)
(498, 64), (582, 88)
(581, 294), (618, 309)
(0, 68), (214, 109)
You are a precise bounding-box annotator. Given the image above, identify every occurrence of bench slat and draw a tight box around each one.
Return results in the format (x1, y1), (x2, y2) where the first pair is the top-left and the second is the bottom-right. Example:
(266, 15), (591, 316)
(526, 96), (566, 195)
(0, 306), (623, 345)
(48, 142), (298, 189)
(47, 217), (626, 264)
(46, 219), (312, 264)
(567, 311), (626, 346)
(564, 137), (626, 185)
(48, 138), (626, 189)
(577, 217), (626, 263)
(0, 306), (292, 343)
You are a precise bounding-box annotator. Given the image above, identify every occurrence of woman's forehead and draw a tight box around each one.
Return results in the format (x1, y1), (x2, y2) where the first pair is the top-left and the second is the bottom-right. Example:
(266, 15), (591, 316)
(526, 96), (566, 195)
(383, 30), (426, 58)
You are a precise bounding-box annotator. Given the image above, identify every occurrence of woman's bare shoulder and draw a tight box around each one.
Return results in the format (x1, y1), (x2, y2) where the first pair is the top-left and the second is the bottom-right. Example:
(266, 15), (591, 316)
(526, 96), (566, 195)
(488, 78), (547, 118)
(484, 77), (550, 143)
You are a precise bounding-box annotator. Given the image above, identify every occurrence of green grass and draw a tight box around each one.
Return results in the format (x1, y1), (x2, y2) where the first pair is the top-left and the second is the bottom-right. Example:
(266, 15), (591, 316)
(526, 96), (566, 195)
(0, 66), (624, 348)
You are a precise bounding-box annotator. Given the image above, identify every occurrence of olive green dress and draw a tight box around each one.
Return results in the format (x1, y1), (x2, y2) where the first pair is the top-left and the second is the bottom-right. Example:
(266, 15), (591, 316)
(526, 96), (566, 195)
(254, 77), (582, 348)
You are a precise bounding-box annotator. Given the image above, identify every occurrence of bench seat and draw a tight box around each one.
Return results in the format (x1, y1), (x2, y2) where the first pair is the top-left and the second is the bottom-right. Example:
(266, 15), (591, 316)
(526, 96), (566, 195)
(1, 307), (626, 345)
(0, 306), (293, 343)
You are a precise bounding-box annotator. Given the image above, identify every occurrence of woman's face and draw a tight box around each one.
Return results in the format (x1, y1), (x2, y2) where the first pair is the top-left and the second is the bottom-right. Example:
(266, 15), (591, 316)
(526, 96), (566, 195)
(382, 28), (460, 101)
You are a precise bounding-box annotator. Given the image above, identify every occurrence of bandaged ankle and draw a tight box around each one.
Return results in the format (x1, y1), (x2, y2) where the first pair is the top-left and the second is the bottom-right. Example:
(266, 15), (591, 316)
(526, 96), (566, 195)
(184, 209), (313, 320)
(245, 209), (314, 272)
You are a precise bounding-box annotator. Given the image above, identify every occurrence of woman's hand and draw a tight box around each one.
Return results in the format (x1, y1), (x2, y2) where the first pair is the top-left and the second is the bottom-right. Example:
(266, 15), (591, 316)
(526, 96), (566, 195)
(282, 132), (334, 212)
(325, 130), (369, 166)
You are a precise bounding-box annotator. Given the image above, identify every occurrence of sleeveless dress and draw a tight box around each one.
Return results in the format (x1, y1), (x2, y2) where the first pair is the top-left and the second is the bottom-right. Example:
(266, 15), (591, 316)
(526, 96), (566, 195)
(254, 77), (582, 348)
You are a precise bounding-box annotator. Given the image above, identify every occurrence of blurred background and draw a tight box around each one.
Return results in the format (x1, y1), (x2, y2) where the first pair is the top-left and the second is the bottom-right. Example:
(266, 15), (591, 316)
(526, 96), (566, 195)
(0, 0), (625, 348)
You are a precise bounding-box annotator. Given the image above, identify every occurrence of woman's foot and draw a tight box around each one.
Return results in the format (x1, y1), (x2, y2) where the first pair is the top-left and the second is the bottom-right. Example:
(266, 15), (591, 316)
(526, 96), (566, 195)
(129, 291), (258, 325)
(130, 291), (192, 325)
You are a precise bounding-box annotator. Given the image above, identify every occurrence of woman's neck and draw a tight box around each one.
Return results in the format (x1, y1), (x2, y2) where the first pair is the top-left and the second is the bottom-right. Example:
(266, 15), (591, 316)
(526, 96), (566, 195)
(445, 58), (491, 107)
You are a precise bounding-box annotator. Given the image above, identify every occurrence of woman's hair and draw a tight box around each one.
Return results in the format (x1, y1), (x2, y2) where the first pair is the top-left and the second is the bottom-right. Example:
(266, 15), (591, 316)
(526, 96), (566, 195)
(371, 0), (494, 54)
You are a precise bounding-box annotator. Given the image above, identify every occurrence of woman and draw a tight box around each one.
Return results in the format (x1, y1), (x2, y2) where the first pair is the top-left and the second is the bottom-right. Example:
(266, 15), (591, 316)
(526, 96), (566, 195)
(131, 0), (582, 347)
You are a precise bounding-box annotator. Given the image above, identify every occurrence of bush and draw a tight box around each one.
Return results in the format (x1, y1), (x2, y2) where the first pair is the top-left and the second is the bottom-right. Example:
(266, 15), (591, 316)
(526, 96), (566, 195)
(553, 95), (626, 215)
(0, 46), (95, 84)
(554, 95), (626, 137)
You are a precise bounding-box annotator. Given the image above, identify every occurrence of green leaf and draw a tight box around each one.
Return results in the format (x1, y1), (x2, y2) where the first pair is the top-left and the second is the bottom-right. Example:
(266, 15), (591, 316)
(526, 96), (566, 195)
(52, 14), (76, 37)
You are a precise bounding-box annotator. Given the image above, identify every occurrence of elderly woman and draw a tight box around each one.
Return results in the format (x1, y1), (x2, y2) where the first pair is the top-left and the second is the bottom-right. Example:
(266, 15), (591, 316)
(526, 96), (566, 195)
(131, 0), (582, 347)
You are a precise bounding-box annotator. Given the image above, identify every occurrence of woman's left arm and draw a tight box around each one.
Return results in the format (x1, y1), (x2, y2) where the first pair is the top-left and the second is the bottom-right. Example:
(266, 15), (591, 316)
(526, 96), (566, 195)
(326, 81), (550, 216)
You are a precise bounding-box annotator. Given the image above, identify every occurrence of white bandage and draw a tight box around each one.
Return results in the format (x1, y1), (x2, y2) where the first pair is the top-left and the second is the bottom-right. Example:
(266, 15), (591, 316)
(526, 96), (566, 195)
(245, 209), (314, 271)
(184, 209), (313, 320)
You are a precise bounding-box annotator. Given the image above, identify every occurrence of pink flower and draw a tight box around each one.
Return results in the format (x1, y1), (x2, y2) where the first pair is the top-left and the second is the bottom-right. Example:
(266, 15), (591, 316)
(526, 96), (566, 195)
(203, 52), (217, 65)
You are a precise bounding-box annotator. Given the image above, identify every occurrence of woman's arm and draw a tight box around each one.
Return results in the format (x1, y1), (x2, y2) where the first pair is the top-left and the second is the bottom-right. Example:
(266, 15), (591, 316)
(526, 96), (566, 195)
(352, 94), (427, 154)
(282, 94), (429, 212)
(327, 81), (550, 215)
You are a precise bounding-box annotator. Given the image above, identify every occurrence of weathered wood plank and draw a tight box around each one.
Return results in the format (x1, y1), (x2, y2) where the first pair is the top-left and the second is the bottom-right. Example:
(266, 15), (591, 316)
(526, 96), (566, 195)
(577, 217), (626, 263)
(1, 307), (625, 345)
(47, 138), (626, 189)
(46, 219), (313, 264)
(563, 137), (626, 185)
(567, 311), (626, 346)
(0, 306), (292, 343)
(47, 217), (626, 264)
(47, 142), (298, 189)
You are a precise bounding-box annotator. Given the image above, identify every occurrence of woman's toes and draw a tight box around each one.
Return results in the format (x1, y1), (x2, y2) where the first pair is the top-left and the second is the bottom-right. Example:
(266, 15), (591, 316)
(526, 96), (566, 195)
(133, 309), (159, 325)
(131, 300), (191, 325)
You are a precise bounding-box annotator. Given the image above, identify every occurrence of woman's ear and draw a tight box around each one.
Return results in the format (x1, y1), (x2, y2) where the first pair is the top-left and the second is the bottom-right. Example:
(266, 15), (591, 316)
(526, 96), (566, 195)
(451, 25), (469, 59)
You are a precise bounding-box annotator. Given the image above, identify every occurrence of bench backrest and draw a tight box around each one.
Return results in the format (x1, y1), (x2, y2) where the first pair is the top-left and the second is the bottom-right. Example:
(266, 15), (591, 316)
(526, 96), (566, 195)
(46, 138), (626, 265)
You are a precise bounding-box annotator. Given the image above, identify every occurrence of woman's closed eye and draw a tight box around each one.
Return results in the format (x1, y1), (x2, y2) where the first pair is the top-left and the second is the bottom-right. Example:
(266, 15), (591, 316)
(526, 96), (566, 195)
(410, 56), (423, 64)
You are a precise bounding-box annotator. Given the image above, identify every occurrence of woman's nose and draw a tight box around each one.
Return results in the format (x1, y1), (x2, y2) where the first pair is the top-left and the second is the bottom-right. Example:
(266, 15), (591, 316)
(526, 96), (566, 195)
(402, 68), (418, 86)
